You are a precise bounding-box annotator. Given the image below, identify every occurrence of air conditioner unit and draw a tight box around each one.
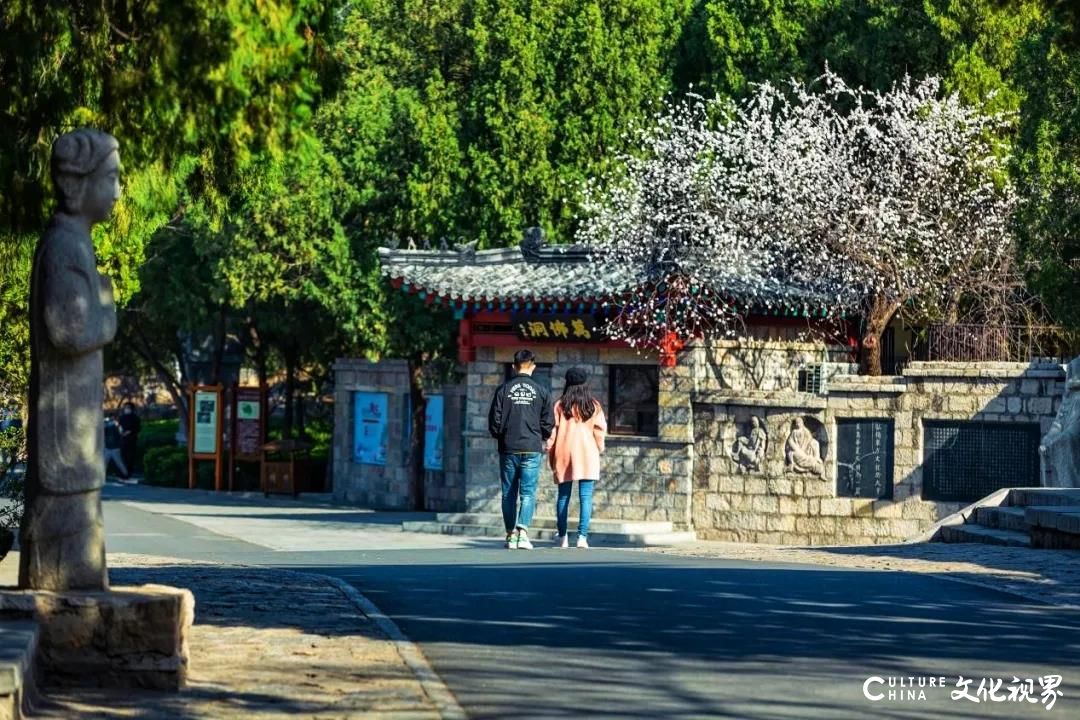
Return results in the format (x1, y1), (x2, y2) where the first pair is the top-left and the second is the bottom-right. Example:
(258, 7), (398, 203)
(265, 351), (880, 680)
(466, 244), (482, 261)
(797, 364), (827, 394)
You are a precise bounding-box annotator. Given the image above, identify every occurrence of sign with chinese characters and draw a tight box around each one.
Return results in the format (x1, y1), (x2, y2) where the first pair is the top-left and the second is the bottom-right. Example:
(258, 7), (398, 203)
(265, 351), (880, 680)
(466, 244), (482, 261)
(424, 395), (444, 471)
(353, 392), (388, 466)
(836, 419), (894, 499)
(192, 389), (220, 456)
(234, 386), (264, 459)
(511, 313), (605, 342)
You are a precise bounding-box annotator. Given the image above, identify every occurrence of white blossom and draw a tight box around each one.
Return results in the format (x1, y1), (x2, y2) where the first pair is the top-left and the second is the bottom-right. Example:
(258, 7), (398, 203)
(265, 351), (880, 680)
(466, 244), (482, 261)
(578, 70), (1019, 351)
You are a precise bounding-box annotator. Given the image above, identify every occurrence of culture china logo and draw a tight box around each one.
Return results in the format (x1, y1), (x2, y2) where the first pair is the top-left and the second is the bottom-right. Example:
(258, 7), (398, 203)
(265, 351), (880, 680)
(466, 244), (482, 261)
(862, 675), (1064, 710)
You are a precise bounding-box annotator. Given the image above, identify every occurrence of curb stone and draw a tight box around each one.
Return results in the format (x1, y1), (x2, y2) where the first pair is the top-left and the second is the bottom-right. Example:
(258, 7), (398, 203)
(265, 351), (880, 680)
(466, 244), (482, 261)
(321, 575), (467, 720)
(154, 558), (468, 719)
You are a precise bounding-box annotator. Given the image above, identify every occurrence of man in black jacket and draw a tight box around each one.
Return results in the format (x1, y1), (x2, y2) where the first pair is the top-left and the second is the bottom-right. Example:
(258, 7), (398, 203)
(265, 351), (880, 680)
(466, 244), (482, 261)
(488, 349), (554, 550)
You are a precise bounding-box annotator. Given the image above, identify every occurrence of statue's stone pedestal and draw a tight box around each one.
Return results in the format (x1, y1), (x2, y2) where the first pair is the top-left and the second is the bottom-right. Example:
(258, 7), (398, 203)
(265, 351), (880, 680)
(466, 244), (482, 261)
(0, 585), (193, 691)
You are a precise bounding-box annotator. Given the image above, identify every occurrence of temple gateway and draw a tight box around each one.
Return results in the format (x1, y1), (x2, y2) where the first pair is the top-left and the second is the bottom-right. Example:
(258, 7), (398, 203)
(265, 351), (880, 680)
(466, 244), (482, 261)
(331, 234), (1070, 545)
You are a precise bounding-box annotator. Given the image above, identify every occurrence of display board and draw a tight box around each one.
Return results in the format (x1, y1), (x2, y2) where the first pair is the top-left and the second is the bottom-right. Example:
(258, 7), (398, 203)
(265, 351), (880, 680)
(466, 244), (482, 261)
(353, 391), (388, 466)
(424, 395), (444, 471)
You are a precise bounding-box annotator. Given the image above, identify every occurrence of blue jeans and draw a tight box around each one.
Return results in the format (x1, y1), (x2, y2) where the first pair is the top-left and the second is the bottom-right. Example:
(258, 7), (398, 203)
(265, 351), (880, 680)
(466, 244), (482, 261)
(556, 480), (595, 539)
(500, 453), (541, 533)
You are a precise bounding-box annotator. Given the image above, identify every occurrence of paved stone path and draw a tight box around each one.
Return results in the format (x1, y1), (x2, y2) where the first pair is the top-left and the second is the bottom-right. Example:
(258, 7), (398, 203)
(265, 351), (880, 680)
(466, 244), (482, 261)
(646, 540), (1080, 609)
(32, 553), (441, 719)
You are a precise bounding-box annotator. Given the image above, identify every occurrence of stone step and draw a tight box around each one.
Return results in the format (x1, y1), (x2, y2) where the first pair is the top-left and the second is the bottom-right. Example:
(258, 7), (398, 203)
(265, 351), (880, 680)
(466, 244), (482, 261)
(1024, 506), (1080, 535)
(433, 513), (674, 534)
(939, 524), (1031, 547)
(0, 620), (38, 720)
(974, 506), (1027, 532)
(1008, 488), (1080, 508)
(401, 521), (697, 547)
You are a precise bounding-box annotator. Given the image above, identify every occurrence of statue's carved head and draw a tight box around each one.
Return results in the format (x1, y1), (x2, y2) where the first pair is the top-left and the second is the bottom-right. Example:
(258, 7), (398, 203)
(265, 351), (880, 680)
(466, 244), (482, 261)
(51, 129), (121, 223)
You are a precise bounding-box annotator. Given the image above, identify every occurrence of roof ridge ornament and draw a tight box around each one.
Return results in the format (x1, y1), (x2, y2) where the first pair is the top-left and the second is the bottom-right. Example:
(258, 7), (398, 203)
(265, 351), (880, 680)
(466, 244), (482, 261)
(454, 238), (479, 264)
(521, 226), (544, 261)
(520, 226), (591, 264)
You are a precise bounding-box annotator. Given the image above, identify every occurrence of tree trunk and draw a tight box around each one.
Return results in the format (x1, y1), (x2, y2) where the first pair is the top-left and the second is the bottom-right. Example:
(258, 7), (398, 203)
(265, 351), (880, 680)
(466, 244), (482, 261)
(408, 356), (427, 512)
(283, 346), (297, 439)
(859, 294), (902, 376)
(123, 323), (189, 440)
(297, 393), (306, 438)
(943, 289), (963, 325)
(210, 305), (227, 385)
(246, 315), (269, 390)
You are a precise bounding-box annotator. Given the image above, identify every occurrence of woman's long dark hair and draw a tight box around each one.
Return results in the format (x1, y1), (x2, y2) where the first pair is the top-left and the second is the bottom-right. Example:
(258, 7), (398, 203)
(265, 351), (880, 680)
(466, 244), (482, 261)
(560, 382), (597, 420)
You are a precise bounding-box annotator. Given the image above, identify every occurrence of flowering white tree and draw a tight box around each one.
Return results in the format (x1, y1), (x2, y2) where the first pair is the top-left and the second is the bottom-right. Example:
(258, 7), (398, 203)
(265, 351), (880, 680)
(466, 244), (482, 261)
(578, 71), (1019, 375)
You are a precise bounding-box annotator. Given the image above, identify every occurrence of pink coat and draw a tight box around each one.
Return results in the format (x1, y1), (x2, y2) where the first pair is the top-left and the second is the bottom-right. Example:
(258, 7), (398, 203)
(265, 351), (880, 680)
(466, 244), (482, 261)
(548, 399), (607, 483)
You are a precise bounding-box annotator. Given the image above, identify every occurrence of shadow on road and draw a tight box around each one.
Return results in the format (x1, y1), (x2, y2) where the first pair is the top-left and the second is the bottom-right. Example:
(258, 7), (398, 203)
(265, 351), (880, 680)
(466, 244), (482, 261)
(98, 553), (1080, 719)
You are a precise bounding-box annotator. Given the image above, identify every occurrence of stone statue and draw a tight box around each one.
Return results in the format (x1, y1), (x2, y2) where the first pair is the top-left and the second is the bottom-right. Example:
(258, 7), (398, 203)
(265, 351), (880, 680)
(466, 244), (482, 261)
(731, 417), (768, 473)
(1040, 356), (1080, 488)
(785, 417), (826, 479)
(520, 226), (544, 260)
(19, 129), (120, 591)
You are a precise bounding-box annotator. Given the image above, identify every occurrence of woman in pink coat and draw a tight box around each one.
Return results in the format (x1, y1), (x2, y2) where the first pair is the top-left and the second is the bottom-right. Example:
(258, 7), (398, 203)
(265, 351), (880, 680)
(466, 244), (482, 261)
(548, 367), (606, 548)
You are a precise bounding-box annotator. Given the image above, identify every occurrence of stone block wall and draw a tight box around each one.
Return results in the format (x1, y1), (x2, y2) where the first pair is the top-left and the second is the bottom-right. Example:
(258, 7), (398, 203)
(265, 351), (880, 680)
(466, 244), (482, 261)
(689, 336), (853, 394)
(332, 359), (466, 511)
(691, 360), (1066, 544)
(334, 337), (1065, 544)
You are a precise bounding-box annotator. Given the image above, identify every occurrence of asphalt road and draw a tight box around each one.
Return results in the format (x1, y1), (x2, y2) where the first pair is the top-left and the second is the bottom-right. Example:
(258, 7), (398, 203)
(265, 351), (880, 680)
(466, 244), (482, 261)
(103, 485), (1080, 719)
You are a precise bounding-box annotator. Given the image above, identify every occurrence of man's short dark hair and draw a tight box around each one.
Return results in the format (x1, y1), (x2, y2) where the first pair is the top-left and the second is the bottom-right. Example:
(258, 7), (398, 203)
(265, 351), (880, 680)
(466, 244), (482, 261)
(513, 349), (535, 367)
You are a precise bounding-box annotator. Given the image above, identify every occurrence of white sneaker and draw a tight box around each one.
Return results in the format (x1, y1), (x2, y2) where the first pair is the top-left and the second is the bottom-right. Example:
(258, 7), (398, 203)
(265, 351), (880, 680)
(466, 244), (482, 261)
(516, 528), (534, 550)
(504, 532), (517, 549)
(556, 535), (569, 549)
(576, 535), (590, 549)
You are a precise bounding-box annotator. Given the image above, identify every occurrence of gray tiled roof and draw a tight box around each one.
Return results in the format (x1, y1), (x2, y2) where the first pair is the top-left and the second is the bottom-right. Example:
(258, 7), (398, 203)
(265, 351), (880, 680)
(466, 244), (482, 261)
(378, 246), (636, 302)
(377, 241), (828, 310)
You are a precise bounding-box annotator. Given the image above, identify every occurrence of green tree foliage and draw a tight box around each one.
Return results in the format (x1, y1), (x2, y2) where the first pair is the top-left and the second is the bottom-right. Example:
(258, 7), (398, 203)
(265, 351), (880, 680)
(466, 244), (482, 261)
(1014, 4), (1080, 329)
(319, 0), (690, 250)
(5, 0), (1080, 417)
(675, 0), (1044, 113)
(0, 0), (339, 413)
(1, 0), (337, 274)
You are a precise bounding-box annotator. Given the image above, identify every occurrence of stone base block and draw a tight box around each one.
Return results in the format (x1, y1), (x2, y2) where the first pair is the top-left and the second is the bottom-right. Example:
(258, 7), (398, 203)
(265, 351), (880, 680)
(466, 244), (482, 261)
(0, 585), (194, 691)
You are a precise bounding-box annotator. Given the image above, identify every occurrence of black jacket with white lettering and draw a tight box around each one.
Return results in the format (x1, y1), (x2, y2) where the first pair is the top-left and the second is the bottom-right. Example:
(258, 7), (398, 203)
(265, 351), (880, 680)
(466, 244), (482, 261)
(487, 374), (554, 454)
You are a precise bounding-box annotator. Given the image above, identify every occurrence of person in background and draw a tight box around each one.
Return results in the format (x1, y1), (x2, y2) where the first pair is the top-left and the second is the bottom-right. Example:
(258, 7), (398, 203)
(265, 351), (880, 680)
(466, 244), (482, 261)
(118, 401), (141, 475)
(548, 367), (606, 549)
(488, 349), (554, 550)
(104, 415), (129, 479)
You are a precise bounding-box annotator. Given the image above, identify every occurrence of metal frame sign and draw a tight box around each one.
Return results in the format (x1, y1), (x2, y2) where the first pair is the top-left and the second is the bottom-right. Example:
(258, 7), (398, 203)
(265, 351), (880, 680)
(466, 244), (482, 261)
(353, 391), (388, 466)
(233, 385), (265, 460)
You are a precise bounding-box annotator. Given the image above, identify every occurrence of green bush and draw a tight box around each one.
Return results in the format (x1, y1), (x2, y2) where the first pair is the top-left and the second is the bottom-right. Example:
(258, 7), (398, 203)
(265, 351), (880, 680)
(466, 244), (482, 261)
(142, 445), (187, 487)
(305, 418), (332, 460)
(134, 419), (180, 472)
(266, 415), (332, 460)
